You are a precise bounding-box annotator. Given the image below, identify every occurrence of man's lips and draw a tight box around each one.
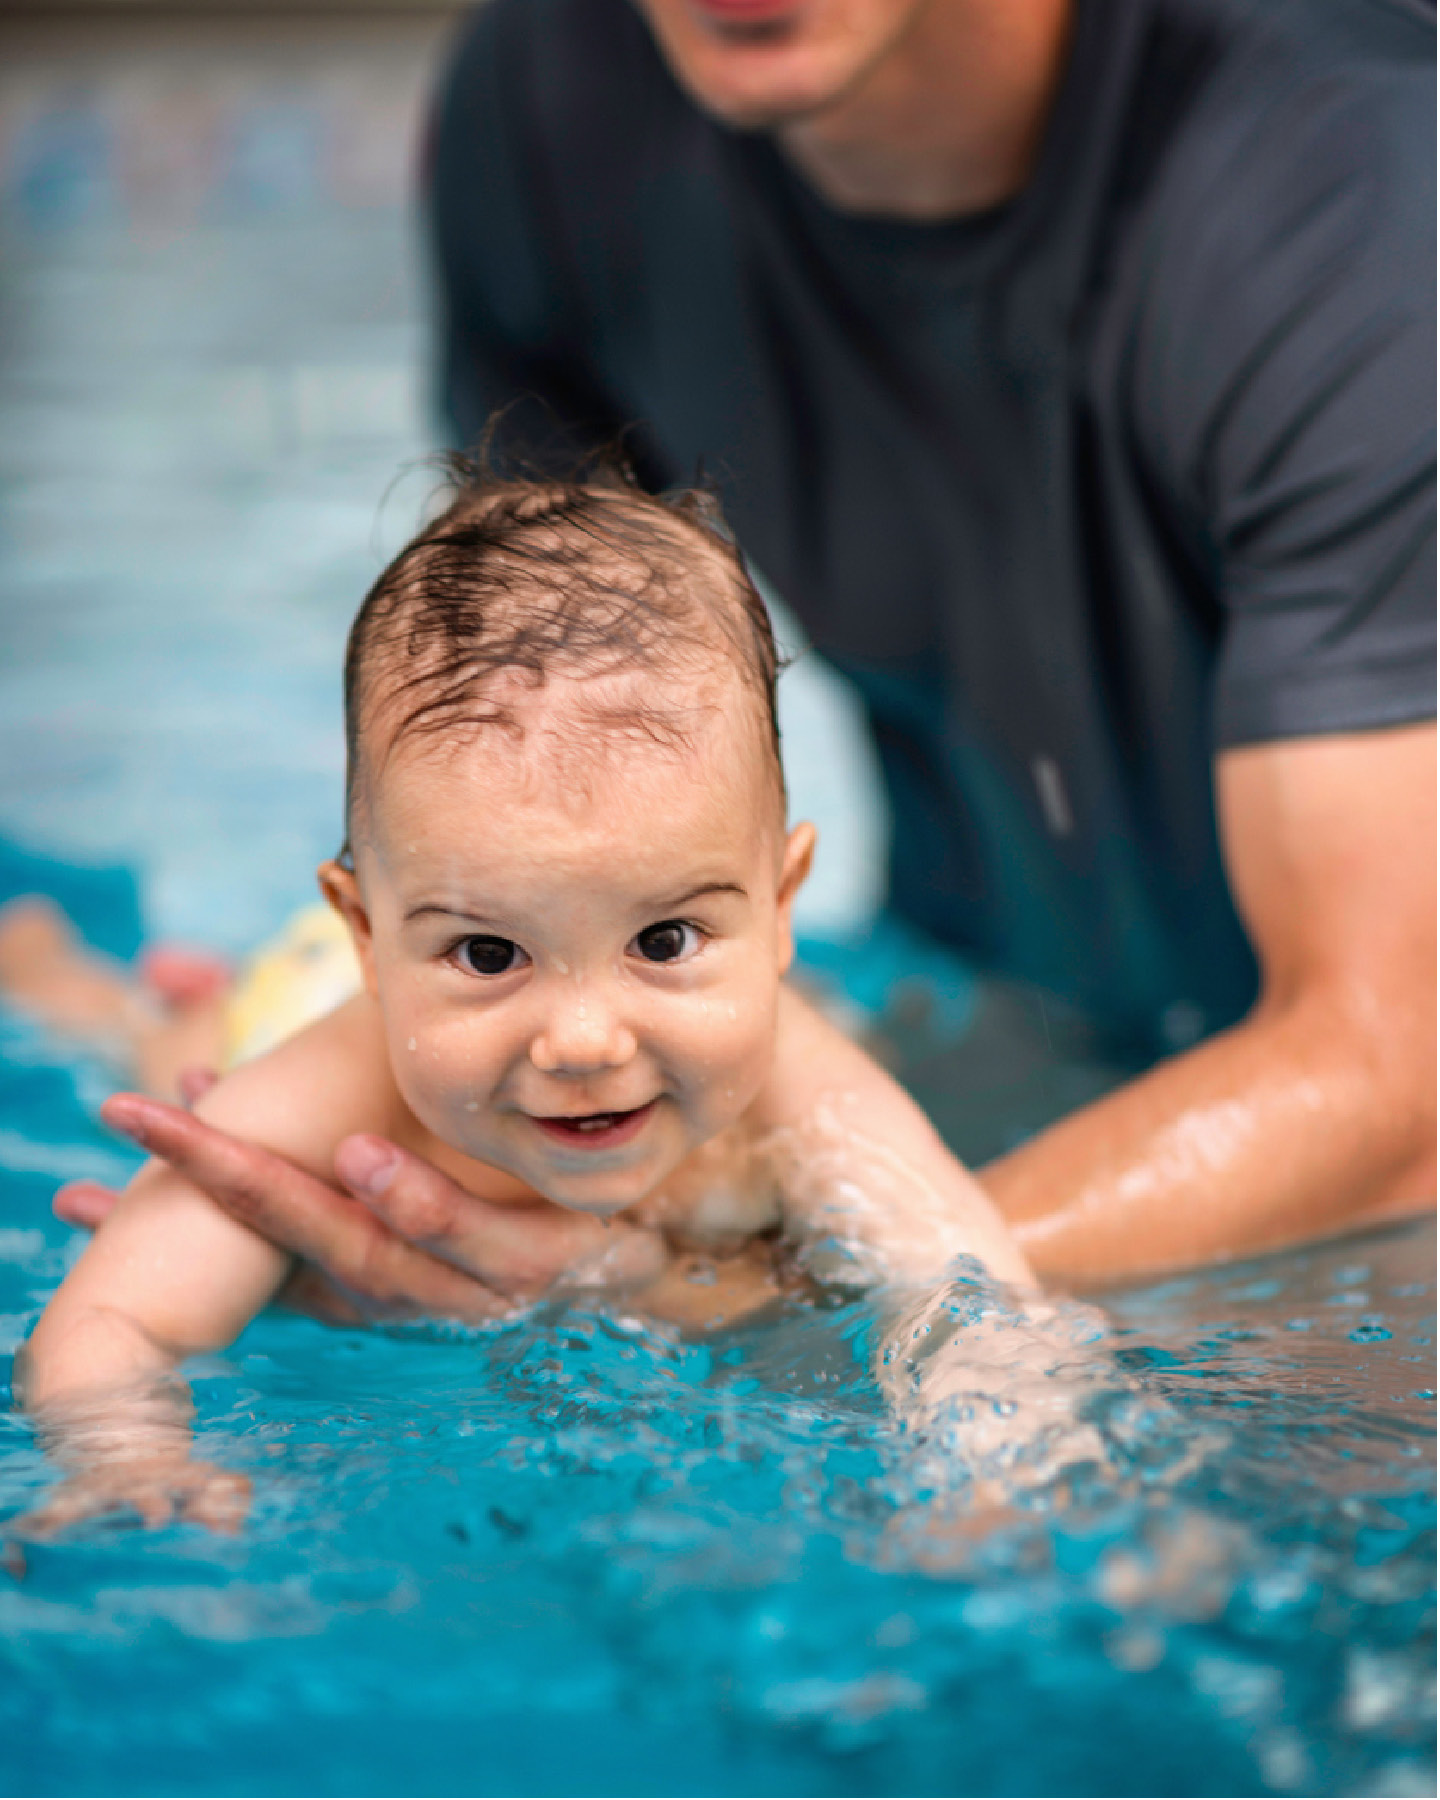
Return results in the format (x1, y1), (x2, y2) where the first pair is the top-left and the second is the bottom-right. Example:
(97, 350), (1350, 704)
(688, 0), (806, 27)
(530, 1100), (658, 1152)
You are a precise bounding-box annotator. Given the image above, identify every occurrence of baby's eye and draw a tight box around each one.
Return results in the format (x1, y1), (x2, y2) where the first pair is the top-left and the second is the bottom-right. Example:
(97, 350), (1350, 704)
(633, 920), (702, 964)
(453, 935), (526, 977)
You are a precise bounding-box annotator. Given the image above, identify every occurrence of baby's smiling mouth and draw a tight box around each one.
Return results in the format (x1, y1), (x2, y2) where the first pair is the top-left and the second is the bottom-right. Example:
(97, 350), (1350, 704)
(530, 1100), (657, 1151)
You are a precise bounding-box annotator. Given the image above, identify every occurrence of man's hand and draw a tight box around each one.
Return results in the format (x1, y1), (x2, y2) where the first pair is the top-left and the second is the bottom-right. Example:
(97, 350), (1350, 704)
(56, 1094), (672, 1326)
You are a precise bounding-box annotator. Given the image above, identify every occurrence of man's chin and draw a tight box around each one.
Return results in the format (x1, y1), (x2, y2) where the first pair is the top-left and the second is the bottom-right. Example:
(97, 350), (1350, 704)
(671, 61), (854, 131)
(646, 16), (862, 129)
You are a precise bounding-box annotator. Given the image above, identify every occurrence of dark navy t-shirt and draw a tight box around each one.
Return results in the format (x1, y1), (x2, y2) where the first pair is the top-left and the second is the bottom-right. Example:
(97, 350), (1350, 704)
(426, 0), (1436, 1053)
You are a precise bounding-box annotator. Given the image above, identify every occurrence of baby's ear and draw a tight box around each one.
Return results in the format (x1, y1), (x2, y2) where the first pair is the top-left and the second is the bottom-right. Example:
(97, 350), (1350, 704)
(775, 821), (817, 975)
(317, 859), (379, 998)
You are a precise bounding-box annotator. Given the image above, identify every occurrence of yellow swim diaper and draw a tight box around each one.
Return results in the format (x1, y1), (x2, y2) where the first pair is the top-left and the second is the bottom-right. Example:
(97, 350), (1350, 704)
(223, 902), (363, 1068)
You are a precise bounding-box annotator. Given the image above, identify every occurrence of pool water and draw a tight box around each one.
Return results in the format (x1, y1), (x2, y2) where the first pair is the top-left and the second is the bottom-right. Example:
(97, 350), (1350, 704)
(0, 16), (1433, 1797)
(0, 1014), (1433, 1799)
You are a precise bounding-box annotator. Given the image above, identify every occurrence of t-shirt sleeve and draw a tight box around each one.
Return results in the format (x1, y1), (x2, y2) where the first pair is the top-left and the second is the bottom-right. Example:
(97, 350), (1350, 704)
(424, 0), (628, 464)
(1135, 42), (1436, 748)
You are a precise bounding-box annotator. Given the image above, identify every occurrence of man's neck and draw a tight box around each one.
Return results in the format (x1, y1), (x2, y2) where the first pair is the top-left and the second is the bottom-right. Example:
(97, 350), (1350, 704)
(778, 0), (1073, 221)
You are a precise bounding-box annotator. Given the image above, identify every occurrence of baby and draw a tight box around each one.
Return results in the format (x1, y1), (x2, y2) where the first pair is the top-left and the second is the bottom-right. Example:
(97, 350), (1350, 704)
(18, 463), (1033, 1528)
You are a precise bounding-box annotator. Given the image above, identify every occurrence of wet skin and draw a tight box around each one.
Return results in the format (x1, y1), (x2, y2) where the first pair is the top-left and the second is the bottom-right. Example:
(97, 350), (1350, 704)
(323, 665), (813, 1220)
(19, 647), (1034, 1531)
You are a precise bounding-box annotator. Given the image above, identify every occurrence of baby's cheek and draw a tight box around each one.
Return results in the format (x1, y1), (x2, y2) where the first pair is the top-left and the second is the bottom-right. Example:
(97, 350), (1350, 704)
(384, 1012), (484, 1124)
(674, 990), (777, 1121)
(386, 1043), (452, 1134)
(393, 1054), (515, 1171)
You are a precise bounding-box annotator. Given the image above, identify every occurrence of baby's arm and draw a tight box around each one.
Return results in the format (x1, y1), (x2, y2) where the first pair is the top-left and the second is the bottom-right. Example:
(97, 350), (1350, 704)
(762, 992), (1121, 1543)
(17, 997), (396, 1527)
(758, 987), (1035, 1293)
(15, 1153), (292, 1534)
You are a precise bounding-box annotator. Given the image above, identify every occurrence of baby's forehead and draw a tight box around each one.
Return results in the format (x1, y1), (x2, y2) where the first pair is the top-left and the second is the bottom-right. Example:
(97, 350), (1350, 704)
(369, 662), (773, 818)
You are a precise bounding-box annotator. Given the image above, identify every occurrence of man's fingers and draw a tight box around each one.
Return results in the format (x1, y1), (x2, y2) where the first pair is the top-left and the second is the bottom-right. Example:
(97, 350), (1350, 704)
(278, 1257), (508, 1327)
(334, 1134), (666, 1296)
(98, 1094), (509, 1320)
(177, 1065), (219, 1108)
(275, 1264), (369, 1325)
(100, 1092), (371, 1265)
(52, 1180), (119, 1231)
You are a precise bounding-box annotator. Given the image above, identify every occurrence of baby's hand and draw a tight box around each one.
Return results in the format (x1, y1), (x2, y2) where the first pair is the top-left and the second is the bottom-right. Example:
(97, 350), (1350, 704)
(10, 1456), (251, 1539)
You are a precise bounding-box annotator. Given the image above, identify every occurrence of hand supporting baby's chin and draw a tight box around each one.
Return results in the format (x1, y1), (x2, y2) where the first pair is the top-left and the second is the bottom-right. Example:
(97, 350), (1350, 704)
(547, 1208), (672, 1295)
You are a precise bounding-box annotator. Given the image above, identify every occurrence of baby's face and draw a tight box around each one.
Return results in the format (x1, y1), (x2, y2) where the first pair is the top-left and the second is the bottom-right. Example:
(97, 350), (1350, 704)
(327, 669), (812, 1215)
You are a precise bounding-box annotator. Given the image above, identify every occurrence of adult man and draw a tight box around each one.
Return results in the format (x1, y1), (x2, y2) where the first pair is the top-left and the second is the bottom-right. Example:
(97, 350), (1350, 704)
(68, 0), (1434, 1308)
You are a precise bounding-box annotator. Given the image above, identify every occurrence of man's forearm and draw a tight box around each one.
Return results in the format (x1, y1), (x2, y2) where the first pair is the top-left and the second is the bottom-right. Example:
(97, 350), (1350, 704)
(980, 992), (1435, 1288)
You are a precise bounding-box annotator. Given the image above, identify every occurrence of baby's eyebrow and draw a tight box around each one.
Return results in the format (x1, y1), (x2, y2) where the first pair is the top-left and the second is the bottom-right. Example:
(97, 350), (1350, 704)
(402, 902), (506, 927)
(653, 882), (748, 909)
(400, 883), (746, 927)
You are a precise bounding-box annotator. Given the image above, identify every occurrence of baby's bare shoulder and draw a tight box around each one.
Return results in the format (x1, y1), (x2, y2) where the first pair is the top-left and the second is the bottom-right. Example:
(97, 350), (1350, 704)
(191, 994), (410, 1181)
(752, 985), (896, 1130)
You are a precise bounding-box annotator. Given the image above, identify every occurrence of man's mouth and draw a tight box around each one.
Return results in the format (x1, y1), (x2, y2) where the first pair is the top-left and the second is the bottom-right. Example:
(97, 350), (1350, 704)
(692, 0), (796, 16)
(531, 1100), (657, 1151)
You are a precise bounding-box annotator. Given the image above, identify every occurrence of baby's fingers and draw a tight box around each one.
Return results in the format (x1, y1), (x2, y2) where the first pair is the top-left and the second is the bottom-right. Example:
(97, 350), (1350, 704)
(179, 1468), (252, 1535)
(8, 1486), (101, 1540)
(11, 1472), (179, 1538)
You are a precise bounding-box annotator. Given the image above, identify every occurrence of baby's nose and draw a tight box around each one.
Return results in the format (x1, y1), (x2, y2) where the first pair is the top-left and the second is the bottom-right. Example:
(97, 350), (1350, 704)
(529, 994), (638, 1076)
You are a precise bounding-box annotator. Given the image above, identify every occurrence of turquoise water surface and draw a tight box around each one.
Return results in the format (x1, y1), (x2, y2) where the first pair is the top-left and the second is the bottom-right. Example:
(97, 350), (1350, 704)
(0, 1025), (1433, 1798)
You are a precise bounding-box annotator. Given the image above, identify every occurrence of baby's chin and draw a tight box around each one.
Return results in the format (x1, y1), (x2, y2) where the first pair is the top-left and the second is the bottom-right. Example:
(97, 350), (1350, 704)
(543, 1188), (643, 1219)
(525, 1154), (677, 1218)
(432, 1123), (667, 1217)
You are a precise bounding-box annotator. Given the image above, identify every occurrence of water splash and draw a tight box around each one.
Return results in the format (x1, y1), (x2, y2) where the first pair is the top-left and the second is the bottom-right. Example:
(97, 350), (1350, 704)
(0, 1028), (1432, 1795)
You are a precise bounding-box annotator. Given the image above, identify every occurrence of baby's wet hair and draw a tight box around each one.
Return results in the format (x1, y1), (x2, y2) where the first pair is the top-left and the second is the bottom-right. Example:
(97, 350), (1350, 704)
(341, 446), (786, 854)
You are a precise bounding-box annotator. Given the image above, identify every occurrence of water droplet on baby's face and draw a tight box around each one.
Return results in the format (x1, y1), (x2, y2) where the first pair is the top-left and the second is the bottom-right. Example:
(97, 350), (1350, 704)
(554, 959), (569, 975)
(407, 1037), (417, 1052)
(465, 1099), (479, 1114)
